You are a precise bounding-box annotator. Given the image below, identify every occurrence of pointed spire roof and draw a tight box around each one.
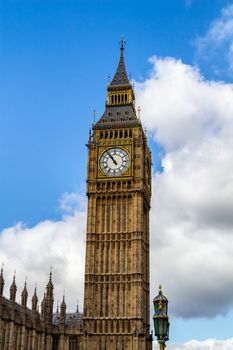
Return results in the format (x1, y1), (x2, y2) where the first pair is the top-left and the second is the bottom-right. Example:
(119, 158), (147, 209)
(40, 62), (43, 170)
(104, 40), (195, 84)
(56, 300), (59, 313)
(59, 294), (66, 324)
(61, 293), (66, 310)
(46, 269), (54, 295)
(32, 284), (38, 298)
(21, 280), (28, 297)
(21, 279), (28, 307)
(10, 272), (17, 301)
(0, 265), (4, 284)
(32, 286), (38, 300)
(0, 264), (5, 296)
(10, 274), (16, 289)
(10, 274), (16, 290)
(32, 285), (38, 311)
(76, 299), (79, 314)
(94, 38), (140, 129)
(108, 37), (131, 89)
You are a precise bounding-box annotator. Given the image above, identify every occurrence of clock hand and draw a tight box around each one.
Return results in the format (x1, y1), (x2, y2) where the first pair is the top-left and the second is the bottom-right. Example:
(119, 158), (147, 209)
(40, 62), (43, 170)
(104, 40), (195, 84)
(107, 152), (117, 165)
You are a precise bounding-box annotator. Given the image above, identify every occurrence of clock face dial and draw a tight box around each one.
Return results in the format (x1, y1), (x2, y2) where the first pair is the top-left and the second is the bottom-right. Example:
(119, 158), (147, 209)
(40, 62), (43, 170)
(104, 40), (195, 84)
(100, 148), (130, 176)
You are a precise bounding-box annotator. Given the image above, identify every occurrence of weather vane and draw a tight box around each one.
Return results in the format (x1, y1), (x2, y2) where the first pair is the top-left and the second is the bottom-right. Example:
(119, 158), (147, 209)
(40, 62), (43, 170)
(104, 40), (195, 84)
(120, 35), (125, 50)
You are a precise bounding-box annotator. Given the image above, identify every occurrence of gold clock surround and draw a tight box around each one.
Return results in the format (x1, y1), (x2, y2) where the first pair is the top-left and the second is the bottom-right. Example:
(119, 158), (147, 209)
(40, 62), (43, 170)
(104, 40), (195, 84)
(98, 144), (132, 179)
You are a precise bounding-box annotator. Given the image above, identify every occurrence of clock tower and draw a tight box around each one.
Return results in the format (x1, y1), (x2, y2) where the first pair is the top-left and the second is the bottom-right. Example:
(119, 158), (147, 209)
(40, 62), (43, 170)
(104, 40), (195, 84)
(83, 40), (152, 350)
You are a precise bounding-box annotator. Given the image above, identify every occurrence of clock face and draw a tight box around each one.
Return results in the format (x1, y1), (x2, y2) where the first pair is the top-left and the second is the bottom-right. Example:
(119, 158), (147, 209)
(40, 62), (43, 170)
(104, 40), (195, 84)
(100, 147), (130, 176)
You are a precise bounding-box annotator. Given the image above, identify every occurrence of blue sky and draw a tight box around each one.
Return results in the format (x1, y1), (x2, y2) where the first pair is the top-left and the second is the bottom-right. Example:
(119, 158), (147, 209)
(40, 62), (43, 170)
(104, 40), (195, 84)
(0, 0), (226, 229)
(1, 0), (233, 347)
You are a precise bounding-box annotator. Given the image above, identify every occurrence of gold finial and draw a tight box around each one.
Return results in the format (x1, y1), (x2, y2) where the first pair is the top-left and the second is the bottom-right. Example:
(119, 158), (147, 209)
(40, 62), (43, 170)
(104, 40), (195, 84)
(93, 109), (96, 123)
(158, 299), (163, 311)
(159, 284), (162, 293)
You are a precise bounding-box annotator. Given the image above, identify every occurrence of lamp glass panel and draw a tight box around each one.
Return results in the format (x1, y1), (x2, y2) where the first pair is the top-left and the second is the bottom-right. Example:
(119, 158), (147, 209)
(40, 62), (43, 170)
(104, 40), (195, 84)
(153, 301), (159, 313)
(153, 318), (159, 336)
(162, 300), (168, 314)
(158, 318), (165, 336)
(166, 322), (170, 340)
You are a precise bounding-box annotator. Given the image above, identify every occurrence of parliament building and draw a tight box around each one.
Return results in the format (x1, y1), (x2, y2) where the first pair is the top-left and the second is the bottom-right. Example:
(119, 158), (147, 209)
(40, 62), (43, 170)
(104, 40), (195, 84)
(0, 40), (153, 349)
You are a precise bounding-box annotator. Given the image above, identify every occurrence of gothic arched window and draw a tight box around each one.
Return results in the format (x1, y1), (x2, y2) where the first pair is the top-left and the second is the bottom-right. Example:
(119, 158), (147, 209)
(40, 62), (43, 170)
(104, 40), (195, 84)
(69, 336), (78, 350)
(52, 336), (59, 350)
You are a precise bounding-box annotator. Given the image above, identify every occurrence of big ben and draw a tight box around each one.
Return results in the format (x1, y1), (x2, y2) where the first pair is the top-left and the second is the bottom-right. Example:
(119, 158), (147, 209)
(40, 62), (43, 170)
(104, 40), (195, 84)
(83, 39), (152, 350)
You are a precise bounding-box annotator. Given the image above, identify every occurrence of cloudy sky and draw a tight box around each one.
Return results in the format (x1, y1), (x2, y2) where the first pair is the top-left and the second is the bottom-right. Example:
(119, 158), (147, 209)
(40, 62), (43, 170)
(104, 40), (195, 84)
(1, 1), (233, 348)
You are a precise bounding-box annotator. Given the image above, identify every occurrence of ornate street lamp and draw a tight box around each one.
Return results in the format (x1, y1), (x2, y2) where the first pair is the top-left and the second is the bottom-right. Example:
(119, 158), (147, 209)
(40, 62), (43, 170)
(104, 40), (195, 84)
(153, 285), (170, 350)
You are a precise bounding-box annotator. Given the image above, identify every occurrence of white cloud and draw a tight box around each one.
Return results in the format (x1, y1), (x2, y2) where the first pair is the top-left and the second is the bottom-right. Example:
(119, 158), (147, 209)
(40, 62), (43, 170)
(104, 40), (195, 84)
(136, 56), (233, 151)
(136, 56), (233, 318)
(195, 4), (233, 75)
(59, 191), (87, 216)
(168, 338), (233, 350)
(0, 193), (86, 312)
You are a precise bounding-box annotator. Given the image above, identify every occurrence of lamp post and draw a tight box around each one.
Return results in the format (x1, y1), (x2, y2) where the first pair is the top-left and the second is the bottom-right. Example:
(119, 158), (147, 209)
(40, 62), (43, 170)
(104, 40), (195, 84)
(153, 285), (170, 350)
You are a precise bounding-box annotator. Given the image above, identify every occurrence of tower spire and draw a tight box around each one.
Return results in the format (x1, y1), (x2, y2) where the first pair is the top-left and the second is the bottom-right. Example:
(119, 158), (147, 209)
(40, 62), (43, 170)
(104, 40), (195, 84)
(109, 37), (131, 88)
(94, 39), (138, 127)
